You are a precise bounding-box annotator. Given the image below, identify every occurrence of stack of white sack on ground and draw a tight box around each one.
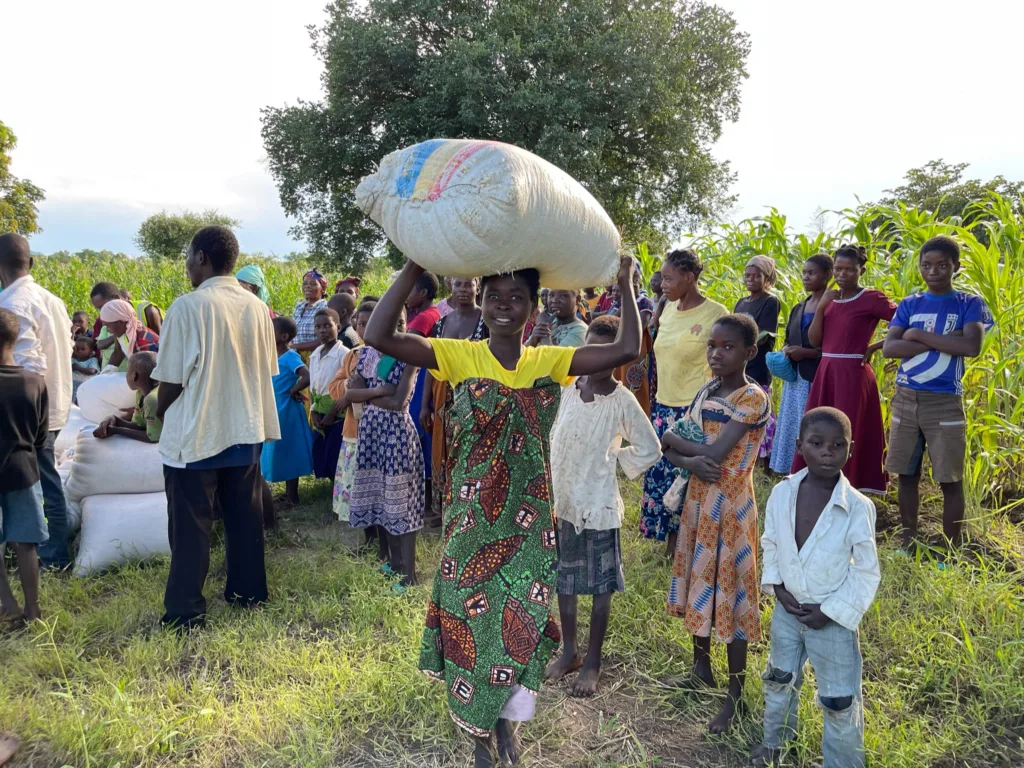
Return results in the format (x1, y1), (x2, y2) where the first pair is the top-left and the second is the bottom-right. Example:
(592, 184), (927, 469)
(355, 139), (621, 290)
(54, 405), (97, 464)
(62, 372), (169, 576)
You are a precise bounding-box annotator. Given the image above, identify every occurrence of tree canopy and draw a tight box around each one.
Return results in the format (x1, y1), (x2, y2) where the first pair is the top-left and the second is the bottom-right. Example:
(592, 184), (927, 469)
(262, 0), (750, 271)
(0, 121), (46, 236)
(134, 209), (241, 259)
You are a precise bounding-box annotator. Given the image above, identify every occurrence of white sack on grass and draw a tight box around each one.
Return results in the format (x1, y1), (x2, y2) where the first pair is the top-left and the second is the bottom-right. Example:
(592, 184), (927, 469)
(74, 493), (169, 576)
(55, 406), (97, 464)
(355, 139), (620, 290)
(64, 430), (165, 506)
(77, 372), (136, 424)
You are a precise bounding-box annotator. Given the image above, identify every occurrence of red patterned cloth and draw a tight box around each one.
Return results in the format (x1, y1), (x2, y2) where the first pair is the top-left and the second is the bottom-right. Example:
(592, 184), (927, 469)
(666, 382), (769, 643)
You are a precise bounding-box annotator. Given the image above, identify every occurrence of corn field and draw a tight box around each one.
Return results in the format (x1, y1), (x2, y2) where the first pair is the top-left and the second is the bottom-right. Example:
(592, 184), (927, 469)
(672, 192), (1024, 505)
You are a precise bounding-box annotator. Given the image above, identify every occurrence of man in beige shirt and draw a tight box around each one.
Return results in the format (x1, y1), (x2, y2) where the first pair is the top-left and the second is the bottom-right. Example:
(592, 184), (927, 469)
(154, 226), (280, 630)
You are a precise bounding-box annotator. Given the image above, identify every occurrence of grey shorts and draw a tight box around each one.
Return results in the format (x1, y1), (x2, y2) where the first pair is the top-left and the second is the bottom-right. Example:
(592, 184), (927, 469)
(556, 520), (625, 595)
(0, 482), (49, 545)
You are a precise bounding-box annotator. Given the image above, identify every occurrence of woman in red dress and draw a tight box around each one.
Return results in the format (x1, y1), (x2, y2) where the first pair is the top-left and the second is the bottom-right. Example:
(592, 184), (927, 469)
(792, 245), (896, 493)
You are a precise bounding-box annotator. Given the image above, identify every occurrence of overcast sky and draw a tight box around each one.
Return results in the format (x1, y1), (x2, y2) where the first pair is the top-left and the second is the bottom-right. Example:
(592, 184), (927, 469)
(6, 0), (1023, 255)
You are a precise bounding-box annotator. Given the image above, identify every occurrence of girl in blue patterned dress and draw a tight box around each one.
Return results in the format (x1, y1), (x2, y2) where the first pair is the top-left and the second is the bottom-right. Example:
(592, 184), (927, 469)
(349, 330), (425, 589)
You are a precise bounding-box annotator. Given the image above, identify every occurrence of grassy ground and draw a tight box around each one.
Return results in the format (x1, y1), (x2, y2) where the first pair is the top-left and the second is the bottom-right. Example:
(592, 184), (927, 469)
(1, 476), (1022, 768)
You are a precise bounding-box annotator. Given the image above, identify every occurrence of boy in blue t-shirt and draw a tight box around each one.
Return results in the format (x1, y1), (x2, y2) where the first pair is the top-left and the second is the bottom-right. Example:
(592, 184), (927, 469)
(882, 235), (993, 550)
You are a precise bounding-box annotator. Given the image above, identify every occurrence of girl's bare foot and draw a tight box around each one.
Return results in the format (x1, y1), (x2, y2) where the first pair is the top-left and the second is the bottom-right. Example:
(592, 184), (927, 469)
(22, 605), (41, 622)
(472, 735), (495, 768)
(0, 733), (21, 766)
(495, 718), (522, 765)
(708, 691), (745, 734)
(660, 658), (716, 691)
(544, 652), (582, 681)
(0, 606), (22, 622)
(570, 663), (600, 697)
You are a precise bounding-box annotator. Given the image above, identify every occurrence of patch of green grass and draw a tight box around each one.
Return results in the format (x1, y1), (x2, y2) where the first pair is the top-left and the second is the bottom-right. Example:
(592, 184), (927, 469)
(1, 476), (1022, 767)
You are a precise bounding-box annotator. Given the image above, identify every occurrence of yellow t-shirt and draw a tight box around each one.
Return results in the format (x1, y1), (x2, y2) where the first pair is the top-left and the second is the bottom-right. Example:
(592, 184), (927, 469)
(653, 297), (728, 407)
(429, 338), (575, 389)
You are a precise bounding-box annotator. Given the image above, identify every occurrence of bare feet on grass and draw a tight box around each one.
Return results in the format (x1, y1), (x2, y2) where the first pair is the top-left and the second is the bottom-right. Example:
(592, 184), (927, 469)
(570, 662), (601, 697)
(659, 658), (716, 691)
(544, 652), (582, 682)
(472, 735), (495, 768)
(0, 733), (21, 766)
(749, 745), (784, 766)
(495, 718), (523, 765)
(707, 689), (744, 734)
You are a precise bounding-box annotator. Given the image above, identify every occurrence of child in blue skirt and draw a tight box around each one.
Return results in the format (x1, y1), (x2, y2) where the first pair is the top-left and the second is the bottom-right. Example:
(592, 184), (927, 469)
(262, 316), (314, 508)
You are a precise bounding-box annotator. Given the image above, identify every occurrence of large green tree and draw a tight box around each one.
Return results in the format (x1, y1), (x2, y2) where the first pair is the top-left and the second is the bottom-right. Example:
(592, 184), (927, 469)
(134, 209), (241, 259)
(262, 0), (750, 271)
(0, 121), (46, 235)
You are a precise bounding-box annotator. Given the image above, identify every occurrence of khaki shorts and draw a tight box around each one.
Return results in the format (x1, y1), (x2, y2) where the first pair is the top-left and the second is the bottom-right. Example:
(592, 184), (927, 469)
(885, 386), (966, 483)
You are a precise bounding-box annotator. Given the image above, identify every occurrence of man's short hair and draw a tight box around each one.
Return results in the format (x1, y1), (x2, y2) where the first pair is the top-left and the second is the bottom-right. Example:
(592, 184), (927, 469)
(190, 226), (239, 274)
(90, 282), (120, 300)
(0, 233), (31, 271)
(800, 407), (852, 440)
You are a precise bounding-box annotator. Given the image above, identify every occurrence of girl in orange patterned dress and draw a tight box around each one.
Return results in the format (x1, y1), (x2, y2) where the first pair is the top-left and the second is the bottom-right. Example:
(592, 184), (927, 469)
(660, 314), (770, 735)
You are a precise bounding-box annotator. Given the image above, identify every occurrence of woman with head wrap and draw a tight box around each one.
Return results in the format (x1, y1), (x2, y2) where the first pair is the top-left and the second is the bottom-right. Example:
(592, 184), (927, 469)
(236, 264), (273, 308)
(334, 276), (361, 300)
(292, 269), (329, 358)
(733, 254), (781, 467)
(101, 298), (160, 371)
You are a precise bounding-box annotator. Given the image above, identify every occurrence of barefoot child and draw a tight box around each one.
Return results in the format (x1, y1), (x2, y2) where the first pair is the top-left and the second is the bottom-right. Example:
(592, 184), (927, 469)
(661, 314), (770, 734)
(363, 256), (642, 768)
(94, 351), (162, 443)
(261, 317), (314, 507)
(0, 308), (48, 622)
(309, 308), (347, 481)
(545, 315), (661, 697)
(348, 306), (424, 589)
(882, 235), (992, 550)
(752, 407), (880, 767)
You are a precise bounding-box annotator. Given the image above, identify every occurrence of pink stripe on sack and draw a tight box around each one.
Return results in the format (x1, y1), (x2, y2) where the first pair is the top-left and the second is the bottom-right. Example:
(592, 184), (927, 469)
(428, 141), (492, 201)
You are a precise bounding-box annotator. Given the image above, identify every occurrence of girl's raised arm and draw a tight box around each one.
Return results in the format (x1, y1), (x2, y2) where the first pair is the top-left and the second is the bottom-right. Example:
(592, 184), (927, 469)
(363, 261), (439, 370)
(569, 257), (641, 375)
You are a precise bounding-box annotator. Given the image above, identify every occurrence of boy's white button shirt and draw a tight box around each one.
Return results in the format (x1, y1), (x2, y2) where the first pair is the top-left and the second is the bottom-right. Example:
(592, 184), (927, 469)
(153, 276), (281, 464)
(761, 468), (881, 632)
(549, 382), (662, 532)
(309, 341), (347, 397)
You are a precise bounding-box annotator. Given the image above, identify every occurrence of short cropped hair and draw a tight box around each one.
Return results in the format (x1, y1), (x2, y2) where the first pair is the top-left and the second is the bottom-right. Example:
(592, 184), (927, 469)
(327, 293), (357, 316)
(481, 268), (541, 302)
(834, 244), (867, 266)
(90, 281), (120, 300)
(0, 307), (20, 348)
(127, 351), (158, 378)
(0, 233), (31, 270)
(587, 314), (620, 340)
(356, 300), (377, 316)
(315, 307), (340, 325)
(190, 225), (239, 274)
(713, 313), (758, 347)
(272, 315), (298, 341)
(806, 254), (834, 274)
(75, 336), (97, 351)
(416, 271), (440, 301)
(664, 249), (703, 278)
(800, 406), (852, 440)
(920, 235), (960, 264)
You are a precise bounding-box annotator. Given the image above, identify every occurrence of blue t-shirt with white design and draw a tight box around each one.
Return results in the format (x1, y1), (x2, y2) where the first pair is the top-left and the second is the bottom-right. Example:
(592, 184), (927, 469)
(891, 290), (993, 395)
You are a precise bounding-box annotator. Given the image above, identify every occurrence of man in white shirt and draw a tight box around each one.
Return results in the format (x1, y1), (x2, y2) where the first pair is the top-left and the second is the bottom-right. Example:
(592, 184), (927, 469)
(153, 226), (280, 630)
(753, 407), (880, 768)
(0, 233), (73, 568)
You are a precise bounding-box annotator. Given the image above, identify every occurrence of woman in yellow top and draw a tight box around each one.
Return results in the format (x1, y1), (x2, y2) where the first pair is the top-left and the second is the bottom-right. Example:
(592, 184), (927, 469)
(364, 256), (640, 768)
(641, 249), (727, 558)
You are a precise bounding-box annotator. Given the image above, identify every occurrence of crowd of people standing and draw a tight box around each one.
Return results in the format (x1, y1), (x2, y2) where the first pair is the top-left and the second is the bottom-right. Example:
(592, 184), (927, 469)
(0, 225), (993, 767)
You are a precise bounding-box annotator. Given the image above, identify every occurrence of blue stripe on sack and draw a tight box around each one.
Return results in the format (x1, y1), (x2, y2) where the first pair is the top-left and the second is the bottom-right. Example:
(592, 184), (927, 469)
(395, 139), (446, 199)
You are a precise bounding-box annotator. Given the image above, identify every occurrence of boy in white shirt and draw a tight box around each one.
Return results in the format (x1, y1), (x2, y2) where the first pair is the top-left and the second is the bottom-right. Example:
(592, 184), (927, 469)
(753, 407), (880, 768)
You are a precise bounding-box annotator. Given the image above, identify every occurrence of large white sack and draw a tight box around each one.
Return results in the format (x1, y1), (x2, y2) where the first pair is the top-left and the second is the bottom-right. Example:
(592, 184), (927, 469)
(77, 372), (136, 424)
(74, 493), (169, 576)
(355, 139), (620, 290)
(64, 430), (165, 505)
(55, 406), (97, 463)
